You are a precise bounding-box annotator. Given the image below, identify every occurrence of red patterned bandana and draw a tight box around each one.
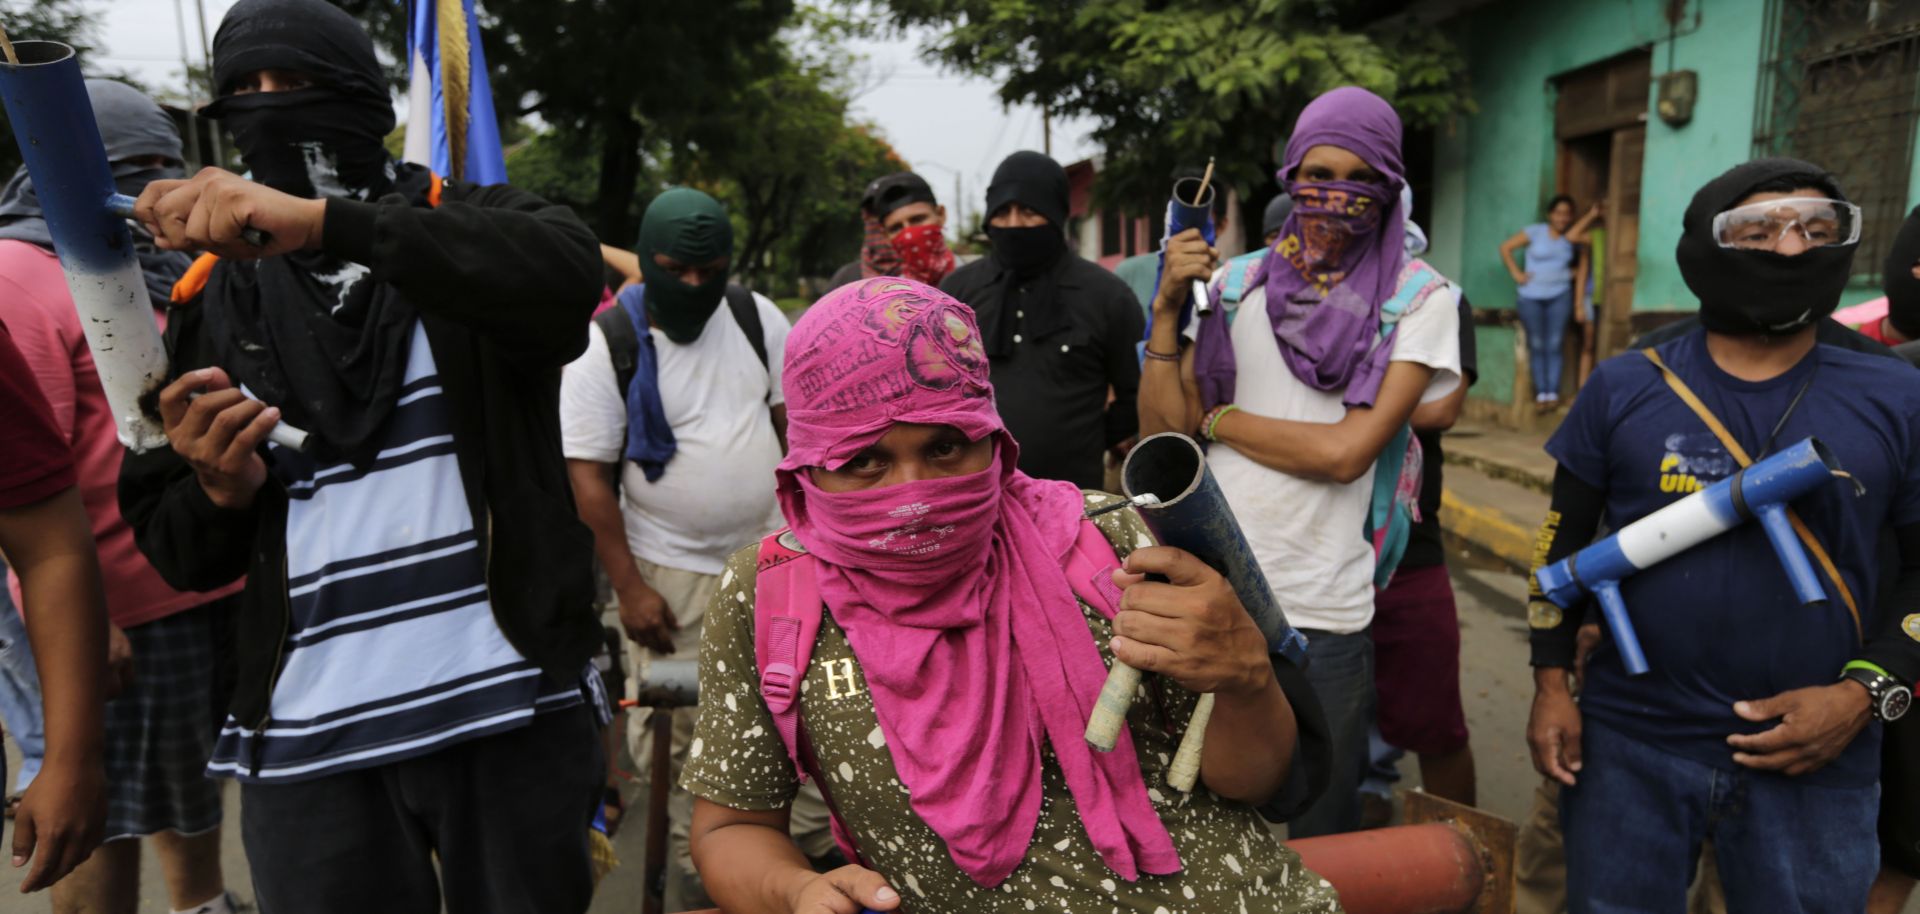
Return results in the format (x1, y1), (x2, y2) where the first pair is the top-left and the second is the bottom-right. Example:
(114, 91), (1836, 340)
(891, 223), (958, 286)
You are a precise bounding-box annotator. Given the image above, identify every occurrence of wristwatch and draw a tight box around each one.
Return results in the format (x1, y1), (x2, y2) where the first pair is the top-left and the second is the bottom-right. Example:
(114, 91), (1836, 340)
(1841, 665), (1912, 723)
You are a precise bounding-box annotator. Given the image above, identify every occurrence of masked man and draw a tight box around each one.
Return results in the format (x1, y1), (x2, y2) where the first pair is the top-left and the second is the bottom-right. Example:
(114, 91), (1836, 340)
(0, 78), (244, 914)
(942, 151), (1144, 490)
(1528, 158), (1920, 913)
(119, 0), (607, 910)
(828, 172), (957, 290)
(562, 188), (832, 909)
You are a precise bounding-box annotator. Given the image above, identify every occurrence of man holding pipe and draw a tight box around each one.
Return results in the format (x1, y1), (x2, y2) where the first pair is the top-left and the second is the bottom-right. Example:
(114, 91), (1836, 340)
(1527, 158), (1920, 913)
(118, 0), (607, 911)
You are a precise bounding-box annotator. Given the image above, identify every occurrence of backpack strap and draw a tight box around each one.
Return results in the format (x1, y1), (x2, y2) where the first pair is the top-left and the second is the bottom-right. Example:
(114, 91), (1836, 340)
(725, 284), (770, 374)
(752, 530), (865, 866)
(753, 530), (826, 782)
(1063, 517), (1128, 618)
(1639, 348), (1863, 641)
(594, 287), (645, 397)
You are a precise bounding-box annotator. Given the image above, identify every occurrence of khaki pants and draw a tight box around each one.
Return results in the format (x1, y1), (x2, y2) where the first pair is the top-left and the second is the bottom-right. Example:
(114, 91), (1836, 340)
(624, 557), (835, 912)
(1516, 778), (1725, 914)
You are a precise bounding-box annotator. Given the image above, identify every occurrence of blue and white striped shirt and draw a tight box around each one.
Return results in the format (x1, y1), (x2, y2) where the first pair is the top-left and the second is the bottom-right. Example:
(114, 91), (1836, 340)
(208, 326), (598, 783)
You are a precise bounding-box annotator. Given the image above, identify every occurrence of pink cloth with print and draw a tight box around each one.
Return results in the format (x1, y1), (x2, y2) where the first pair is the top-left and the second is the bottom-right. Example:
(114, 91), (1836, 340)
(776, 277), (1180, 886)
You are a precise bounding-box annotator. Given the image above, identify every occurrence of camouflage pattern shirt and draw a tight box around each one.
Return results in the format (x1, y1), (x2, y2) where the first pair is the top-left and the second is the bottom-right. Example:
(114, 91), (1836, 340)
(682, 492), (1342, 913)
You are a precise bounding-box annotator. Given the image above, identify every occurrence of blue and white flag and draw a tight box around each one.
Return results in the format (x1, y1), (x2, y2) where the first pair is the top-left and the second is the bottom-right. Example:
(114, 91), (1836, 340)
(403, 0), (507, 184)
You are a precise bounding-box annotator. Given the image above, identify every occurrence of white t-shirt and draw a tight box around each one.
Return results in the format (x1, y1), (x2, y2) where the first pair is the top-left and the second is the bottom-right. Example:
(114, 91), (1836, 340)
(1198, 282), (1462, 634)
(560, 293), (791, 576)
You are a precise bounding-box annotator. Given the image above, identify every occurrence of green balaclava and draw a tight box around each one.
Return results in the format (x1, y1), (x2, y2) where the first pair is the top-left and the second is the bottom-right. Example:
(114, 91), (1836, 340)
(637, 188), (734, 344)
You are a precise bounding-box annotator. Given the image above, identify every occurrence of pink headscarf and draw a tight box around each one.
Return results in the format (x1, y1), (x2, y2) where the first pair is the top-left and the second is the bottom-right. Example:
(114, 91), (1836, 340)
(777, 278), (1180, 887)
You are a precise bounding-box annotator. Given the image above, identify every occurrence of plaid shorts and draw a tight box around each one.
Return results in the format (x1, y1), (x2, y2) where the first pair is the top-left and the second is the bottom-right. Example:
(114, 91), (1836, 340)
(102, 597), (235, 841)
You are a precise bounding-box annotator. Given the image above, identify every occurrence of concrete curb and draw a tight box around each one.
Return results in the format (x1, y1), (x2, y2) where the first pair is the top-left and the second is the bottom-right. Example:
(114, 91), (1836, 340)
(1439, 486), (1536, 574)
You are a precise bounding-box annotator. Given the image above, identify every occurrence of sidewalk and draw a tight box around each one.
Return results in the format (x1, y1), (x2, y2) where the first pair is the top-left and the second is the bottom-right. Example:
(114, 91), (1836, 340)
(1433, 419), (1553, 573)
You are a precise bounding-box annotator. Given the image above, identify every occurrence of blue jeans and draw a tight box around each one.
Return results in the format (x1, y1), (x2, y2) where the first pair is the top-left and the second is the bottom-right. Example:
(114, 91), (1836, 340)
(0, 567), (45, 792)
(1563, 718), (1879, 913)
(1517, 289), (1573, 399)
(1286, 628), (1374, 838)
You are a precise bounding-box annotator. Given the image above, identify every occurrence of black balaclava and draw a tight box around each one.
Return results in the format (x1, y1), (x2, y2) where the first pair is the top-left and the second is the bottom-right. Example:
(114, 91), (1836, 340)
(985, 151), (1070, 276)
(861, 172), (937, 219)
(201, 0), (396, 199)
(1678, 157), (1855, 337)
(636, 188), (734, 344)
(1882, 205), (1920, 340)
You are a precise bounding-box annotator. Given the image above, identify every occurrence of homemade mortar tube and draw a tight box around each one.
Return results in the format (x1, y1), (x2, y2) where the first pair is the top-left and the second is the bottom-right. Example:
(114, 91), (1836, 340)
(1165, 176), (1216, 316)
(0, 42), (307, 452)
(0, 41), (169, 450)
(1533, 436), (1845, 676)
(1084, 432), (1309, 792)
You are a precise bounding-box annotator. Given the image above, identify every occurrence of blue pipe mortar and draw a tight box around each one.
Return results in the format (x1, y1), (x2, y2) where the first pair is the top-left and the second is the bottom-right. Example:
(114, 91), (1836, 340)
(1533, 436), (1845, 675)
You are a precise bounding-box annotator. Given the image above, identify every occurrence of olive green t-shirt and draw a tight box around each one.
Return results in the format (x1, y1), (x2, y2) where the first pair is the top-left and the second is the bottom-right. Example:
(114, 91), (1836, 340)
(682, 491), (1341, 913)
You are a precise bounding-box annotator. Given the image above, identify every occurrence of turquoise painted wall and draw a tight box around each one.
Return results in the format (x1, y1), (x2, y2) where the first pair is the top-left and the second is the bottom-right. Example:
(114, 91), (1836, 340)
(1433, 0), (1777, 402)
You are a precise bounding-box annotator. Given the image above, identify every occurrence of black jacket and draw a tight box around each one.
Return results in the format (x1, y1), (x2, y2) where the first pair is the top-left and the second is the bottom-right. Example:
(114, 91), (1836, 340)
(941, 253), (1143, 490)
(119, 178), (605, 731)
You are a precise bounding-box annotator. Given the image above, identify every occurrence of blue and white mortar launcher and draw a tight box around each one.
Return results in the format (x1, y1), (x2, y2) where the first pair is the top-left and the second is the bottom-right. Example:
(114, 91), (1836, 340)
(0, 39), (306, 452)
(1532, 436), (1846, 676)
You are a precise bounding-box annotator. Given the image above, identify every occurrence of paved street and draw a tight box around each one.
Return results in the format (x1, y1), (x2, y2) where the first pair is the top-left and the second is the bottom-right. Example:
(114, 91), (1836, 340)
(0, 557), (1908, 912)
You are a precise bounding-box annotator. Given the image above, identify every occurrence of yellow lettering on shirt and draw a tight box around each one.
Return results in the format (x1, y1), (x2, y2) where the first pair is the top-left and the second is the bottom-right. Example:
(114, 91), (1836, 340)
(821, 657), (862, 699)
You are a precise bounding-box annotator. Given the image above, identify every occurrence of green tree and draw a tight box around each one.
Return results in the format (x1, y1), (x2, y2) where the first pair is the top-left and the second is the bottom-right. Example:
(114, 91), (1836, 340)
(678, 37), (907, 291)
(872, 0), (1473, 213)
(328, 0), (795, 242)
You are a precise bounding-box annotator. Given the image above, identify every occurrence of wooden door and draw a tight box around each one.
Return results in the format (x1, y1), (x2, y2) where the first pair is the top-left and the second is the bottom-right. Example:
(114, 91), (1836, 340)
(1599, 124), (1644, 357)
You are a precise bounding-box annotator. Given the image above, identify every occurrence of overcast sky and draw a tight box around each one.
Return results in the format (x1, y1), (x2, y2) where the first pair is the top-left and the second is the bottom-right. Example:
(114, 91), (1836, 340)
(91, 0), (1102, 224)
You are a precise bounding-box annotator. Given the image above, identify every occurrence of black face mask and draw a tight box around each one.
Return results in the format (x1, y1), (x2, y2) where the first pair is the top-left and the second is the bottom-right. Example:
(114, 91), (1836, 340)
(1883, 205), (1920, 339)
(1677, 158), (1855, 337)
(988, 224), (1066, 277)
(209, 88), (394, 199)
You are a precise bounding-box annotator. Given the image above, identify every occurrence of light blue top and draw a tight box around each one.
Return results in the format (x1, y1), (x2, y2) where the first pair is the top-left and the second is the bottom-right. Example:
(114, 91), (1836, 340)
(1519, 222), (1575, 300)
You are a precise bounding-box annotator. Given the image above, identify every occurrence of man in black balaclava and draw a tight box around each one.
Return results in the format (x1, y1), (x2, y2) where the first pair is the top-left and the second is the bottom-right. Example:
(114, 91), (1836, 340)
(1526, 158), (1920, 913)
(0, 78), (245, 914)
(940, 151), (1144, 489)
(1874, 205), (1920, 351)
(119, 1), (609, 911)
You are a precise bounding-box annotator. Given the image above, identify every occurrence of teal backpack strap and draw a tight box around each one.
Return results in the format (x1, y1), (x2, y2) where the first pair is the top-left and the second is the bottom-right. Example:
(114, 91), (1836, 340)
(1364, 260), (1449, 588)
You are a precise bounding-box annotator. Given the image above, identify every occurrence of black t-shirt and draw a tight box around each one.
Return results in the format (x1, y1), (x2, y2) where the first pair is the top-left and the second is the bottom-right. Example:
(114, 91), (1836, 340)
(1400, 294), (1478, 569)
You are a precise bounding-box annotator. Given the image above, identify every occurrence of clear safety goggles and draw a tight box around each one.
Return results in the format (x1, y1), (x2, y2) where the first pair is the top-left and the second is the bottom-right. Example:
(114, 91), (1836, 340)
(1711, 197), (1861, 251)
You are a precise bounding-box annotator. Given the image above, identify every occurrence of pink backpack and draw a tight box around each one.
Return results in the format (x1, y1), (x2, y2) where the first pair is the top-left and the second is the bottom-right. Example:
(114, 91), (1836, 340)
(752, 519), (1131, 862)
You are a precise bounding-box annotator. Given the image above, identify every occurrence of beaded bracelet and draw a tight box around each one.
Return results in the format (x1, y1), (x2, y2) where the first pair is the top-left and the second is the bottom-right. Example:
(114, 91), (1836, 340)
(1142, 345), (1181, 363)
(1202, 404), (1240, 442)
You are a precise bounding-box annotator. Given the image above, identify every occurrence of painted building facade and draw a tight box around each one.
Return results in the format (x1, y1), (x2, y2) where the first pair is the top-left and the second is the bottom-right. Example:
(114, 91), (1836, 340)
(1423, 0), (1920, 420)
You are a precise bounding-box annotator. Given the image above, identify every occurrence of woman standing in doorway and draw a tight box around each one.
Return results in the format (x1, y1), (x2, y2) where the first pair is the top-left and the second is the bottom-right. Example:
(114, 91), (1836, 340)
(1500, 196), (1600, 411)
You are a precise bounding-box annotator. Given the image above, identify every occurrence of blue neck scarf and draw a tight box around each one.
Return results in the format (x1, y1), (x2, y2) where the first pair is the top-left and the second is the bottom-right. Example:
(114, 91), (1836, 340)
(618, 285), (677, 481)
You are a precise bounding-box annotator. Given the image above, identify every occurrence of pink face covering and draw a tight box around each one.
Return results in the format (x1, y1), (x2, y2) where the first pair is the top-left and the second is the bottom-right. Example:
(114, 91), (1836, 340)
(777, 278), (1180, 886)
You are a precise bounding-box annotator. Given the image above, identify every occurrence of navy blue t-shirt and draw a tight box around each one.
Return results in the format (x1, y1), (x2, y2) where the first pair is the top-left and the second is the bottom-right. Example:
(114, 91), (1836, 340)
(1546, 329), (1920, 787)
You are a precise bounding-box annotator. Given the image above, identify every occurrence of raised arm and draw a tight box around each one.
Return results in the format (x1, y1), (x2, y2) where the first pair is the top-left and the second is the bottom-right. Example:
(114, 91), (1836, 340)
(323, 182), (601, 366)
(1565, 202), (1604, 245)
(1138, 228), (1214, 438)
(136, 168), (602, 369)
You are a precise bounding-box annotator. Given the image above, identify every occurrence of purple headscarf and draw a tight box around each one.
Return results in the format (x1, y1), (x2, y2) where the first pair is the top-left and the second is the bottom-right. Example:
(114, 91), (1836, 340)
(1193, 86), (1408, 410)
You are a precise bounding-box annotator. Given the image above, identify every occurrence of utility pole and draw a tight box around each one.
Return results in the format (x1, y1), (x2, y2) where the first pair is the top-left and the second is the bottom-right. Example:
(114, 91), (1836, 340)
(1042, 104), (1052, 156)
(169, 0), (202, 168)
(192, 0), (223, 165)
